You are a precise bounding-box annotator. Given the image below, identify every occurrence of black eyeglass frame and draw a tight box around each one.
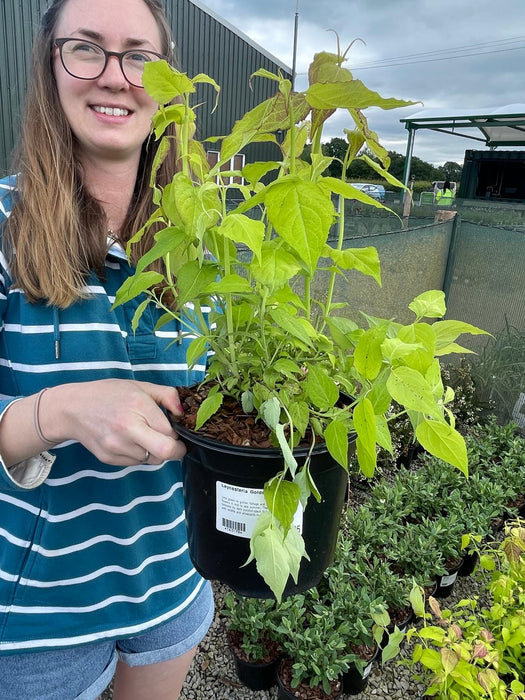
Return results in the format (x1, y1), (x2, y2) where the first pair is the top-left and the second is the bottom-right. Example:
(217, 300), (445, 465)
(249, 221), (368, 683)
(54, 37), (167, 88)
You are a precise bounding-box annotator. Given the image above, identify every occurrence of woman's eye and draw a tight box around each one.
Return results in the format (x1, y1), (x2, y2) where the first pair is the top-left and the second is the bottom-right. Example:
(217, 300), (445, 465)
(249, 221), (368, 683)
(70, 42), (100, 55)
(127, 52), (155, 64)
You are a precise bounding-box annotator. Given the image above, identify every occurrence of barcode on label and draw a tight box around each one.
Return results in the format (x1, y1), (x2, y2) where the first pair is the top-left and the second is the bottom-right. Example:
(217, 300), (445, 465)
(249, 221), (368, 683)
(221, 518), (246, 533)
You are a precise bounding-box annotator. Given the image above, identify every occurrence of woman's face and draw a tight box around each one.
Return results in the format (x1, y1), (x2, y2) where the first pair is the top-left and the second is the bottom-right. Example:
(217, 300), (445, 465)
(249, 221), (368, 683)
(53, 0), (162, 167)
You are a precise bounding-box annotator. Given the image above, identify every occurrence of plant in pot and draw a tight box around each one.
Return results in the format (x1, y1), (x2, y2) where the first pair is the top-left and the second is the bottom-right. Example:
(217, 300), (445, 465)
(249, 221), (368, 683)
(320, 567), (392, 696)
(403, 520), (525, 699)
(221, 590), (282, 690)
(272, 590), (351, 699)
(114, 40), (488, 600)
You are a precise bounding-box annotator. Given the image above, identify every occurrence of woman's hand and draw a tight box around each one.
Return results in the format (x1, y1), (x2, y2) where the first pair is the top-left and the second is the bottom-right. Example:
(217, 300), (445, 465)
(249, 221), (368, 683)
(43, 379), (187, 465)
(0, 379), (187, 468)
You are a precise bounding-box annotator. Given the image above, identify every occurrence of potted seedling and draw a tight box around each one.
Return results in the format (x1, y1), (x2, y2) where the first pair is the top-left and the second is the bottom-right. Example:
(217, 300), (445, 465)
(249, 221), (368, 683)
(114, 39), (488, 600)
(222, 591), (282, 690)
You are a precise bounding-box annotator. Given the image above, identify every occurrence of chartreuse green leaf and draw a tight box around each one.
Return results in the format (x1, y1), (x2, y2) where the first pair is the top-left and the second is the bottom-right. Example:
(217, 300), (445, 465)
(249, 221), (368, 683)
(441, 648), (459, 676)
(409, 582), (425, 618)
(304, 364), (339, 409)
(269, 306), (316, 347)
(381, 626), (405, 664)
(408, 290), (446, 319)
(387, 367), (444, 420)
(306, 79), (415, 111)
(250, 243), (302, 292)
(252, 525), (290, 603)
(142, 61), (195, 104)
(324, 419), (349, 469)
(195, 390), (223, 430)
(375, 414), (393, 453)
(415, 419), (468, 475)
(433, 320), (490, 353)
(135, 227), (186, 275)
(242, 161), (281, 186)
(186, 336), (208, 368)
(176, 261), (219, 305)
(320, 176), (385, 211)
(288, 400), (310, 437)
(354, 397), (376, 452)
(275, 424), (298, 476)
(354, 327), (385, 380)
(356, 437), (376, 478)
(264, 178), (334, 273)
(325, 244), (381, 285)
(283, 525), (307, 584)
(203, 274), (252, 295)
(219, 214), (265, 260)
(112, 270), (164, 308)
(152, 104), (188, 138)
(264, 478), (300, 532)
(131, 299), (149, 333)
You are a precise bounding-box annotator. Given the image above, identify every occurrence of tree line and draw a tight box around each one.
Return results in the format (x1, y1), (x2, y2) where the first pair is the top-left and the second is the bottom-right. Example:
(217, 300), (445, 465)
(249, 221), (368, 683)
(321, 137), (463, 184)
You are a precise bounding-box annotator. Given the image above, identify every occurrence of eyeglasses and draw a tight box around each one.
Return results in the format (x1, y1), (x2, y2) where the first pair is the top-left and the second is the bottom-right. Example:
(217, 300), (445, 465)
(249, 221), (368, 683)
(54, 38), (166, 88)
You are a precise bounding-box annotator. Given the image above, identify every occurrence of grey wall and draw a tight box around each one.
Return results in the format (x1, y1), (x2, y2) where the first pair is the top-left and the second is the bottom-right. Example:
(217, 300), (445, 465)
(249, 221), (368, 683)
(0, 0), (291, 175)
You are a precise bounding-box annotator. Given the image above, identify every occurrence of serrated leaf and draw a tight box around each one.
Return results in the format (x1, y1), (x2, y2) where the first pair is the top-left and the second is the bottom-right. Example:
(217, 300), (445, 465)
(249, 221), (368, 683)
(264, 177), (334, 273)
(195, 392), (223, 430)
(143, 61), (195, 104)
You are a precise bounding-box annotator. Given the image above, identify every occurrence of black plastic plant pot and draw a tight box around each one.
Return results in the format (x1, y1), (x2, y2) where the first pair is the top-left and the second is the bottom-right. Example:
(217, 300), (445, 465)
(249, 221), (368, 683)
(380, 607), (415, 648)
(177, 422), (354, 598)
(342, 646), (379, 695)
(458, 551), (479, 577)
(435, 560), (463, 599)
(232, 651), (280, 691)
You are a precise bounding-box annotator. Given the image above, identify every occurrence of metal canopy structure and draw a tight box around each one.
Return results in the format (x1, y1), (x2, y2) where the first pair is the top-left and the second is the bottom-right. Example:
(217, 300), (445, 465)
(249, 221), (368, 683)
(399, 104), (525, 186)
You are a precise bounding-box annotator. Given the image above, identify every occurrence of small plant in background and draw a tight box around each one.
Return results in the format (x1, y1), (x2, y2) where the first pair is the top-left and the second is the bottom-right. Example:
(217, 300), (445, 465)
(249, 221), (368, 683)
(404, 520), (525, 700)
(222, 591), (281, 663)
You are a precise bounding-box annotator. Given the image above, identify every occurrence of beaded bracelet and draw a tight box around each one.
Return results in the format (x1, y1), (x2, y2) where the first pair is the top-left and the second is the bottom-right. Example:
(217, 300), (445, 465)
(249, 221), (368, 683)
(33, 388), (56, 446)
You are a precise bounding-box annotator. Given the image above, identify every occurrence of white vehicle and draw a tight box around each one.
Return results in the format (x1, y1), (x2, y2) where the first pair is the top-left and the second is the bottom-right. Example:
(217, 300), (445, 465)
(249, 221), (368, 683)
(350, 182), (386, 202)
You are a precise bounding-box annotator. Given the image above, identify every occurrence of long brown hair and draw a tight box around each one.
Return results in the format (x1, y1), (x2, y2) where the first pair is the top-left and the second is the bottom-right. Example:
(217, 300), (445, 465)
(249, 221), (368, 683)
(5, 0), (178, 307)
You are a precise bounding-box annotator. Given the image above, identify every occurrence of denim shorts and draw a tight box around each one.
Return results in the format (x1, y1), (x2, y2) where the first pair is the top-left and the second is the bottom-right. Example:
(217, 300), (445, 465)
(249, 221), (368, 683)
(0, 581), (214, 700)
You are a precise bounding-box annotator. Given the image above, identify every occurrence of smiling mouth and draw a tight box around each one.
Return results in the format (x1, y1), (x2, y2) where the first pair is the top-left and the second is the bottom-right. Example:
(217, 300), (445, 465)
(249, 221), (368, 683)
(92, 106), (131, 117)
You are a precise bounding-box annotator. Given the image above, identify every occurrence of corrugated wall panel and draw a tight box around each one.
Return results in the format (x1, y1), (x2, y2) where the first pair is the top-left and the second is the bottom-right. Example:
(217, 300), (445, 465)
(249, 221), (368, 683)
(0, 0), (292, 175)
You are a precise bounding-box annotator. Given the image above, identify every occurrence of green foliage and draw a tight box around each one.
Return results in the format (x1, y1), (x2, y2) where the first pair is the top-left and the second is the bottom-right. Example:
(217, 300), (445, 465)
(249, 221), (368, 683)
(222, 592), (280, 662)
(404, 520), (525, 699)
(113, 39), (488, 600)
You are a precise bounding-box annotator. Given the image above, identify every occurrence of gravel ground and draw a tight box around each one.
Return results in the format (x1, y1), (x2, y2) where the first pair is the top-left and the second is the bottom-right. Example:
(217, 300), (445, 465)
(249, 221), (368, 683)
(100, 569), (487, 700)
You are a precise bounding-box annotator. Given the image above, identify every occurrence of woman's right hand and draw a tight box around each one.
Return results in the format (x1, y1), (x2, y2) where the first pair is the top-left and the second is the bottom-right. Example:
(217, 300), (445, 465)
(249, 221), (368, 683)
(0, 379), (186, 468)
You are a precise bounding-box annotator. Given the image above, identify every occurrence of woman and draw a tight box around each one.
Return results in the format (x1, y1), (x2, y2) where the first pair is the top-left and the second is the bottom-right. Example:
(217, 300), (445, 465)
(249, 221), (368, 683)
(0, 0), (214, 698)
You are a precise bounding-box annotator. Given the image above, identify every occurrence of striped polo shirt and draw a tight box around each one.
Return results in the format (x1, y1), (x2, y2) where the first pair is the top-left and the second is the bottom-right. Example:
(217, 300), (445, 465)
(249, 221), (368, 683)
(0, 175), (208, 653)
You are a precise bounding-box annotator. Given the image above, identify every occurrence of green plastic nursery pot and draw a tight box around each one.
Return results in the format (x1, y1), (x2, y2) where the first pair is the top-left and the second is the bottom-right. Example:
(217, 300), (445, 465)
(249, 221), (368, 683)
(178, 423), (354, 598)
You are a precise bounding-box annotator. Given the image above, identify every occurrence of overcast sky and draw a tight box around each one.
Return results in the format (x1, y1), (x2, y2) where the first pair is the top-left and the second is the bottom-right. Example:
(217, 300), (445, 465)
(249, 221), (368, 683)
(197, 0), (525, 167)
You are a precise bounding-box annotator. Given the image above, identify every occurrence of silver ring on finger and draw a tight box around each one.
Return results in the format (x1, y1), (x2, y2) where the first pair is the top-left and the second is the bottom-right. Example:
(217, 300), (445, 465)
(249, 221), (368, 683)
(143, 449), (150, 463)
